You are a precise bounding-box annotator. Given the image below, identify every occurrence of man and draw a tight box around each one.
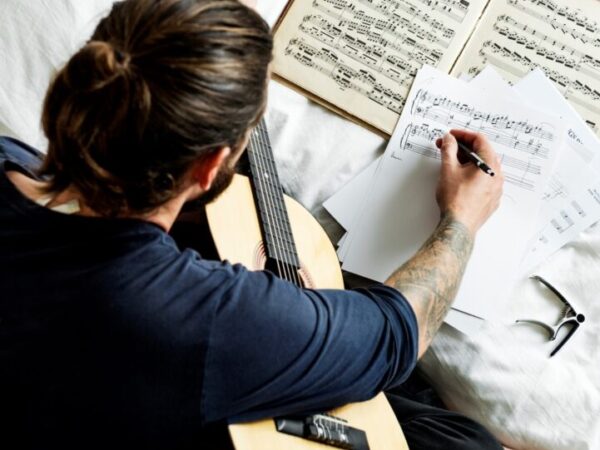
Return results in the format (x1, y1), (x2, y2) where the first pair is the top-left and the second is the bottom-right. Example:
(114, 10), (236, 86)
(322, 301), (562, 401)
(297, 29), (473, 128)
(0, 0), (504, 449)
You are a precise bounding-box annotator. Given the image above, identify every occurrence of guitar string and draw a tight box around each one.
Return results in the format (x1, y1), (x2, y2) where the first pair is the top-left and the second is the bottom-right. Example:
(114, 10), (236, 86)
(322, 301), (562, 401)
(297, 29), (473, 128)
(250, 130), (287, 278)
(248, 130), (287, 281)
(253, 119), (301, 286)
(248, 129), (292, 283)
(251, 127), (298, 286)
(255, 121), (302, 287)
(255, 119), (302, 287)
(254, 121), (301, 286)
(250, 124), (296, 285)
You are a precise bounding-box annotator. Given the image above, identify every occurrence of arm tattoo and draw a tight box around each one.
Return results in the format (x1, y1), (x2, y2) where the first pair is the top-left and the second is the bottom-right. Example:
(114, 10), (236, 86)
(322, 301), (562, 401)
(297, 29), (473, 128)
(385, 213), (474, 357)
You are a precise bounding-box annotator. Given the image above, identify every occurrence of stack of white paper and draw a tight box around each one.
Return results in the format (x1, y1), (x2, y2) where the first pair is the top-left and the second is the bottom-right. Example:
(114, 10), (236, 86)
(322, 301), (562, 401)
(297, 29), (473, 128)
(324, 65), (600, 335)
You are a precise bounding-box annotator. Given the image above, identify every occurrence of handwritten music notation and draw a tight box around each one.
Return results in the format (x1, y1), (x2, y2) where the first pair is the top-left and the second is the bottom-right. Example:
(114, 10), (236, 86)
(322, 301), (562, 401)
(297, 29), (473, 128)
(550, 210), (575, 233)
(274, 0), (485, 133)
(542, 177), (568, 201)
(392, 89), (555, 191)
(410, 90), (553, 155)
(453, 0), (600, 135)
(395, 123), (544, 191)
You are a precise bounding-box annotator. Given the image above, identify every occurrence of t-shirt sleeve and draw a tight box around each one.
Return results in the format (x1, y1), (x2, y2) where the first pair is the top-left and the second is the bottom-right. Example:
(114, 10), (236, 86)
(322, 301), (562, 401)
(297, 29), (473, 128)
(0, 137), (44, 173)
(201, 264), (418, 424)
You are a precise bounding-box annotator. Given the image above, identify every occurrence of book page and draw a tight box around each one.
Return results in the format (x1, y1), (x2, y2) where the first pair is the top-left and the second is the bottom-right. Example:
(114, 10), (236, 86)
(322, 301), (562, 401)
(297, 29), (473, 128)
(272, 0), (489, 135)
(452, 0), (600, 137)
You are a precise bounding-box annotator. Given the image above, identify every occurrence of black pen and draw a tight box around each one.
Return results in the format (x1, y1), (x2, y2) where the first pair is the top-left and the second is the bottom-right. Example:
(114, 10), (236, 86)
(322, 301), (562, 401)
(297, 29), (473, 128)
(456, 141), (495, 177)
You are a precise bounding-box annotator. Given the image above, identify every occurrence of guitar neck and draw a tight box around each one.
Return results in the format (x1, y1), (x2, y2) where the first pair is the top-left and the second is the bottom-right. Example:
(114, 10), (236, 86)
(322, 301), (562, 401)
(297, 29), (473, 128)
(247, 119), (301, 272)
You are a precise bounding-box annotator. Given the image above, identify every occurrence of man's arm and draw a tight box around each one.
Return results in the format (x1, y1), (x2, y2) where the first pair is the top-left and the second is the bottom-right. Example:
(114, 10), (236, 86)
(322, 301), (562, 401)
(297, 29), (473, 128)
(386, 130), (504, 358)
(386, 212), (473, 357)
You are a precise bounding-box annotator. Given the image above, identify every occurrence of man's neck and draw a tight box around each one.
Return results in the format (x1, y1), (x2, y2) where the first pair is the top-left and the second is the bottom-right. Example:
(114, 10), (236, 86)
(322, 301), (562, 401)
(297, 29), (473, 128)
(6, 170), (187, 231)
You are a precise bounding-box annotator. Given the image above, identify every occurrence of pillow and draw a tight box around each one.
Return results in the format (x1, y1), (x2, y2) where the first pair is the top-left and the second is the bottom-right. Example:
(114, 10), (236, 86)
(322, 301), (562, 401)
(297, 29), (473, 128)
(0, 0), (116, 150)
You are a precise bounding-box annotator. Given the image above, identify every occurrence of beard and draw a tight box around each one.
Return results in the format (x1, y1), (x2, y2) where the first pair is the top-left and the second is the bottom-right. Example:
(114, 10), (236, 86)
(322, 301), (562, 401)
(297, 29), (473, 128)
(181, 158), (237, 212)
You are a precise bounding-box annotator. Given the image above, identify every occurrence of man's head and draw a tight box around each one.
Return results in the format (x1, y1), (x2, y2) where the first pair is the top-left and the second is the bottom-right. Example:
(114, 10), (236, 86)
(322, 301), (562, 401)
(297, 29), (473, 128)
(40, 0), (272, 216)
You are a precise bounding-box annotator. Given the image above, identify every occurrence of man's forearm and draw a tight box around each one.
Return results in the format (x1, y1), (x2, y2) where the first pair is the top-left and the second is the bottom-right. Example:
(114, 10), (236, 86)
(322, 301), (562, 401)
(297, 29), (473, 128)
(385, 212), (474, 357)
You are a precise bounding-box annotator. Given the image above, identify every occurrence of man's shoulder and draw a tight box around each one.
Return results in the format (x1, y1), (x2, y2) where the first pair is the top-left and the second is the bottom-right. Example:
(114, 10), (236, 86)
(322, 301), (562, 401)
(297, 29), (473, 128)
(0, 136), (45, 174)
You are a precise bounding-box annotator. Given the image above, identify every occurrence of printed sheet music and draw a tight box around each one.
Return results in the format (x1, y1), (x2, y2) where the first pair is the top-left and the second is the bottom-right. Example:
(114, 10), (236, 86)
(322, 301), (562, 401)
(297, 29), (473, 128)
(452, 0), (600, 137)
(273, 0), (488, 134)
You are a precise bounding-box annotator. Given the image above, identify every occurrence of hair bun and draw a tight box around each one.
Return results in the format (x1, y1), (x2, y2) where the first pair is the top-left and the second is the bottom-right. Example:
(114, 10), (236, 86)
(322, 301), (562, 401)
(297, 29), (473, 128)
(63, 41), (130, 92)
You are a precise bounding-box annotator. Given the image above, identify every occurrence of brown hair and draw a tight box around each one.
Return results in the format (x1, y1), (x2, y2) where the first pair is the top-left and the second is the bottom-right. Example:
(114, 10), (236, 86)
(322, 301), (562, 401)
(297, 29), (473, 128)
(40, 0), (272, 216)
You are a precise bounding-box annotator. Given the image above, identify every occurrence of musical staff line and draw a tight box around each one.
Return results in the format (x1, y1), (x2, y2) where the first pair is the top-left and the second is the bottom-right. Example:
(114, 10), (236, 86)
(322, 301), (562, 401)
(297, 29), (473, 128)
(476, 41), (600, 117)
(298, 16), (424, 80)
(410, 90), (554, 156)
(285, 38), (408, 113)
(300, 14), (446, 66)
(507, 0), (600, 39)
(392, 121), (547, 191)
(494, 16), (600, 82)
(542, 177), (568, 201)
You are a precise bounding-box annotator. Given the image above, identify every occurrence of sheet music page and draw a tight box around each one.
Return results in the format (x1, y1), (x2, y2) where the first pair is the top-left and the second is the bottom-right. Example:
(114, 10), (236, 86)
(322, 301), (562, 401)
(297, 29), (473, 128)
(323, 158), (379, 230)
(273, 0), (489, 135)
(324, 66), (516, 257)
(323, 67), (514, 332)
(452, 0), (600, 137)
(522, 149), (600, 270)
(511, 70), (600, 270)
(341, 65), (564, 320)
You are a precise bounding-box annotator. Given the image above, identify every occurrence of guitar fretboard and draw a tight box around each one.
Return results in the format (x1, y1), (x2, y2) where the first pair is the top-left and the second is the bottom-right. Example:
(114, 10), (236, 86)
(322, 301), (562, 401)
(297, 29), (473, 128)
(247, 120), (301, 273)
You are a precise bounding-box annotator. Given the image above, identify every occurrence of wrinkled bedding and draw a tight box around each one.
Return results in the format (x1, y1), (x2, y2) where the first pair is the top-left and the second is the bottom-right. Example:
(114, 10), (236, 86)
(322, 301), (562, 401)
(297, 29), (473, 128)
(1, 1), (599, 449)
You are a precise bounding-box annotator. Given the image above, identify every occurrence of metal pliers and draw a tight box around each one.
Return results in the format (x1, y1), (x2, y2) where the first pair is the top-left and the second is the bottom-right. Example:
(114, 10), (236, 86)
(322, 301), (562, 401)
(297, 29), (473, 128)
(516, 275), (586, 357)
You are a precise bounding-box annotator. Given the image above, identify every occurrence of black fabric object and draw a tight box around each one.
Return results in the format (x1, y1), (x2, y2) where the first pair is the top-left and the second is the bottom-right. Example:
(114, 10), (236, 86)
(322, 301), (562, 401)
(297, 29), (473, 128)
(386, 392), (503, 450)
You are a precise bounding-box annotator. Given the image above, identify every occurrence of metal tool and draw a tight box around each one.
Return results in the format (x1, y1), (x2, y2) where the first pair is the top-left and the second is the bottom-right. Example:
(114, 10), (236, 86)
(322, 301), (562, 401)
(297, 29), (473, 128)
(516, 275), (585, 357)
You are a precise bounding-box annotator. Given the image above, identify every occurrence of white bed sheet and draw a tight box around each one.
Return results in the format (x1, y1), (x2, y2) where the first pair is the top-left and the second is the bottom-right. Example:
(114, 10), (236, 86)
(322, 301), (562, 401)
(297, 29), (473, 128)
(1, 1), (599, 449)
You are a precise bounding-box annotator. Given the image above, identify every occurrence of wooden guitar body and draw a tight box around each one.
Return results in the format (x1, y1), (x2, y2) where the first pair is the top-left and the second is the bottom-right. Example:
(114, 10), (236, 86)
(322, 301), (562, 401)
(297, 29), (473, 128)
(206, 174), (409, 450)
(207, 174), (343, 289)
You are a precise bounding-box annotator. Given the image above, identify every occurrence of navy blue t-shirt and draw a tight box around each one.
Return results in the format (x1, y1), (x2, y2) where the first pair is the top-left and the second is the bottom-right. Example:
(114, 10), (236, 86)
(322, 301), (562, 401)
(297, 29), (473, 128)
(0, 137), (418, 448)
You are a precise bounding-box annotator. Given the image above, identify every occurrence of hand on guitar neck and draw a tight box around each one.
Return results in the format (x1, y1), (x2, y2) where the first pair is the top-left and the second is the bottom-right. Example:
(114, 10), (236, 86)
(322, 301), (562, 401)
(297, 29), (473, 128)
(386, 130), (504, 357)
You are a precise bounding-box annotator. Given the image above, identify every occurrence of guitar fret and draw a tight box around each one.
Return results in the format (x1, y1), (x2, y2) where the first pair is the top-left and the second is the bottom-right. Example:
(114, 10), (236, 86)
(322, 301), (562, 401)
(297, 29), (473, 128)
(264, 230), (295, 246)
(263, 242), (298, 265)
(248, 119), (301, 270)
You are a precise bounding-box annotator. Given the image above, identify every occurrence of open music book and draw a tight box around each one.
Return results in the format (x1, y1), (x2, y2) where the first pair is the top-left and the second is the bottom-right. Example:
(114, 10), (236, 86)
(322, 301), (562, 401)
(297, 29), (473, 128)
(273, 0), (600, 137)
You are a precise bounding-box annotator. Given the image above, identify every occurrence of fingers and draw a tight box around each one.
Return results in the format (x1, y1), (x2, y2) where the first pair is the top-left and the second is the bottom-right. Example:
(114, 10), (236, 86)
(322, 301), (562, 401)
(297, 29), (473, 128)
(449, 129), (501, 172)
(436, 133), (459, 169)
(449, 129), (480, 146)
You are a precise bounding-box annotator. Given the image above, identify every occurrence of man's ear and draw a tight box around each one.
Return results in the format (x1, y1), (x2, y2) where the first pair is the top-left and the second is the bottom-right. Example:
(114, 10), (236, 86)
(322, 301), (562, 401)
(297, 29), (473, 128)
(192, 146), (231, 191)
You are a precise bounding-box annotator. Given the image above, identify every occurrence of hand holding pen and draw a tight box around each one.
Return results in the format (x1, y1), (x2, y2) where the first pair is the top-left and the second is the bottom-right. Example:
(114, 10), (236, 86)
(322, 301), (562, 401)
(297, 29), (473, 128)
(436, 130), (498, 176)
(434, 129), (504, 236)
(456, 140), (496, 177)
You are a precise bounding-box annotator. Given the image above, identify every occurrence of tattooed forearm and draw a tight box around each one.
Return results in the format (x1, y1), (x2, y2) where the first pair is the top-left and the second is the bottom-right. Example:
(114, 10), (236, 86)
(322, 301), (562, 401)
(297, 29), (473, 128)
(385, 212), (474, 357)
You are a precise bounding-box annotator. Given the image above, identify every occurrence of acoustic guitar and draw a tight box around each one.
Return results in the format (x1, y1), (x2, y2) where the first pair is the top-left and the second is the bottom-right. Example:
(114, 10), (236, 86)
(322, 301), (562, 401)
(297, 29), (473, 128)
(205, 119), (409, 450)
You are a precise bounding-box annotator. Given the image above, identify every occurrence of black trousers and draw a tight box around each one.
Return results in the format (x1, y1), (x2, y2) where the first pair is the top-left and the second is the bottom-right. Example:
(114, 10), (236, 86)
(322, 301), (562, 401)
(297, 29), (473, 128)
(385, 373), (503, 450)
